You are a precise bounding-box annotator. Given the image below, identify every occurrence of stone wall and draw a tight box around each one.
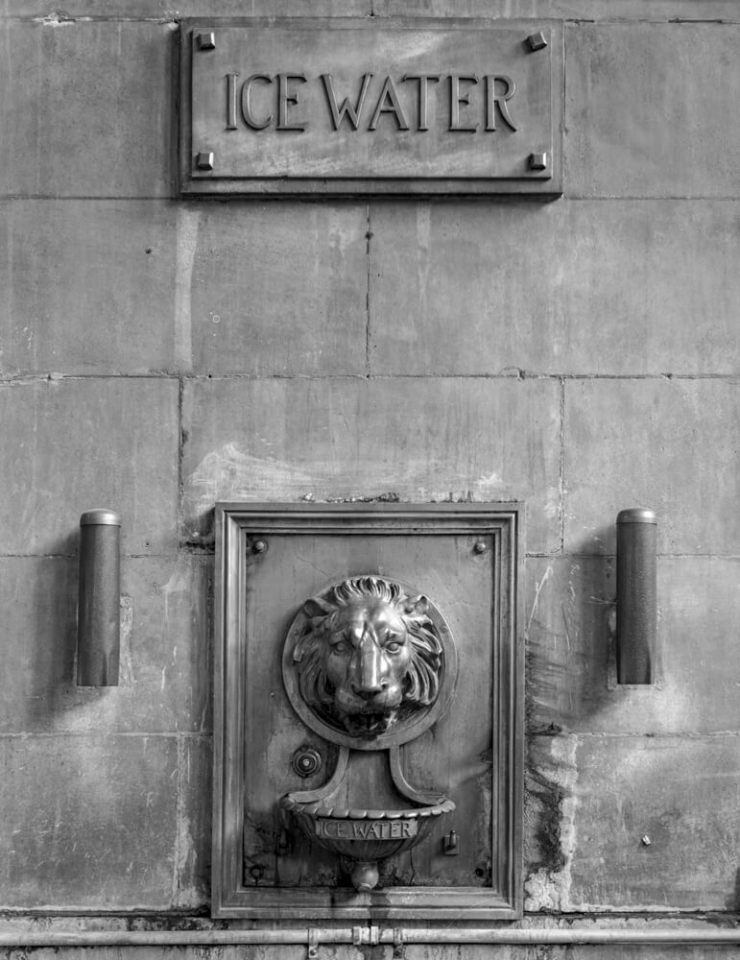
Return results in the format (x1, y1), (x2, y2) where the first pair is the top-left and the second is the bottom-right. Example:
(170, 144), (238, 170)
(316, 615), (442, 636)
(0, 1), (738, 957)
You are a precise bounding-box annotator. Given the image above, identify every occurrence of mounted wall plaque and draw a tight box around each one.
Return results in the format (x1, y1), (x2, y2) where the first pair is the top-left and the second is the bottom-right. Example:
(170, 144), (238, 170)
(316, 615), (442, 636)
(179, 19), (563, 197)
(213, 502), (524, 920)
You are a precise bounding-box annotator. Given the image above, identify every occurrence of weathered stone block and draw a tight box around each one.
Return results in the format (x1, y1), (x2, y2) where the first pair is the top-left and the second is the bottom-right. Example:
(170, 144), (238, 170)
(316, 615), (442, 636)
(526, 556), (740, 736)
(0, 735), (178, 908)
(181, 376), (561, 552)
(0, 201), (179, 376)
(173, 735), (212, 909)
(4, 0), (739, 21)
(567, 735), (740, 910)
(369, 201), (740, 376)
(563, 379), (740, 555)
(0, 556), (211, 735)
(189, 204), (367, 377)
(0, 378), (179, 555)
(374, 0), (739, 19)
(0, 0), (371, 17)
(0, 21), (173, 198)
(566, 23), (740, 198)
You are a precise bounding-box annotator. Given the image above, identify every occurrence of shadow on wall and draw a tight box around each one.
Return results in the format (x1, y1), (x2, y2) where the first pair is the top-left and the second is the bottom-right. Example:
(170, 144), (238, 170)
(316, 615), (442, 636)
(25, 537), (78, 730)
(523, 524), (616, 911)
(526, 524), (618, 737)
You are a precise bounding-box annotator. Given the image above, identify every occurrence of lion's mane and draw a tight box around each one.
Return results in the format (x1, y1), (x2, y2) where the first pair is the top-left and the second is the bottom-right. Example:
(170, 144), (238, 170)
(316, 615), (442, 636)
(293, 576), (443, 726)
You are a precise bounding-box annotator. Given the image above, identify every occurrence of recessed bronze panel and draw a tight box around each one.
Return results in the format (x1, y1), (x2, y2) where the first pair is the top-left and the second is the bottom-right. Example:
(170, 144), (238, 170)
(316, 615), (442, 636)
(180, 19), (562, 197)
(213, 503), (524, 920)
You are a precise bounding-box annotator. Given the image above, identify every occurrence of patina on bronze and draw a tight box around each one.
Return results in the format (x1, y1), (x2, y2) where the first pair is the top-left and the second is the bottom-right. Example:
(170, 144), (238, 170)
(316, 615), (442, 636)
(179, 18), (562, 197)
(291, 576), (444, 741)
(281, 575), (458, 890)
(282, 575), (457, 750)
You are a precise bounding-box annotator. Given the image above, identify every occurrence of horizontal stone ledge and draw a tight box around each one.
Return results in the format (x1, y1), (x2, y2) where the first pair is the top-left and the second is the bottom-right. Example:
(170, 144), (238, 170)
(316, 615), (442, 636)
(0, 927), (738, 947)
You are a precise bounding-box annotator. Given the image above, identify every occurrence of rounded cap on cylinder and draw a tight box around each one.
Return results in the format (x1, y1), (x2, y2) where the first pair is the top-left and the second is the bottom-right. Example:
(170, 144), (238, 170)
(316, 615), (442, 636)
(617, 508), (656, 525)
(80, 509), (121, 527)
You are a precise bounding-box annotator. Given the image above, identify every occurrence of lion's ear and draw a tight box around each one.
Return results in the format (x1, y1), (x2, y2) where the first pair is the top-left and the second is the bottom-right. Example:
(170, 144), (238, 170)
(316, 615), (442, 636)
(303, 596), (332, 618)
(404, 594), (429, 617)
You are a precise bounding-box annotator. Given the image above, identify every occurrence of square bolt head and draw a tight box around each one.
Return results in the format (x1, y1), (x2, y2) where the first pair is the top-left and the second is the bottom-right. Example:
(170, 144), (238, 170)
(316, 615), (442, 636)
(528, 152), (548, 171)
(526, 31), (548, 52)
(196, 32), (216, 50)
(195, 151), (214, 171)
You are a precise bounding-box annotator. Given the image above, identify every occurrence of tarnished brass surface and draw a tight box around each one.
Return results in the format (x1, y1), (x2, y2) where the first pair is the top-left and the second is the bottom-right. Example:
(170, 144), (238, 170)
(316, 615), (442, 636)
(283, 575), (456, 749)
(180, 18), (562, 197)
(213, 503), (523, 920)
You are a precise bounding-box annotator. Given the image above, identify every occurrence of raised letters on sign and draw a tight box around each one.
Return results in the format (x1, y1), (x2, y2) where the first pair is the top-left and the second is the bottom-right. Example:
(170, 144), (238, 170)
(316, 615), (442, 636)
(226, 72), (518, 134)
(315, 819), (419, 841)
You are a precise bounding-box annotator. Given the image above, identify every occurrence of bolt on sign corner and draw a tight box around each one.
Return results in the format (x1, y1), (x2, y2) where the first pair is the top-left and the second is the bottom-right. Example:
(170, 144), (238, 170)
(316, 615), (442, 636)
(179, 18), (563, 198)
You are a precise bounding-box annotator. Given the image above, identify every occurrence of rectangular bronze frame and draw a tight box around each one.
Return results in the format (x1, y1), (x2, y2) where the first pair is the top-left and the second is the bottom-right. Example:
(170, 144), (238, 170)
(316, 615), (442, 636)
(213, 502), (524, 920)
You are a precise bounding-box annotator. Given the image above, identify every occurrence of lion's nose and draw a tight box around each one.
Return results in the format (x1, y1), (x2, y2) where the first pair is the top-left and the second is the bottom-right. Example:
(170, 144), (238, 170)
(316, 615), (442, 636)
(351, 642), (387, 697)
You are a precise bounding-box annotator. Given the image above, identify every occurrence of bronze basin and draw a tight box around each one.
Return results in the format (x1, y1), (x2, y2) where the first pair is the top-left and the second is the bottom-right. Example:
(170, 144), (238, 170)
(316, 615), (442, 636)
(281, 794), (455, 891)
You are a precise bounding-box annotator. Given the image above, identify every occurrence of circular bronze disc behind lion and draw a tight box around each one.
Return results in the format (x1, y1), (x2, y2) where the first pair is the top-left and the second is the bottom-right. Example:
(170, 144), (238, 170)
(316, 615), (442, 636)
(282, 575), (458, 750)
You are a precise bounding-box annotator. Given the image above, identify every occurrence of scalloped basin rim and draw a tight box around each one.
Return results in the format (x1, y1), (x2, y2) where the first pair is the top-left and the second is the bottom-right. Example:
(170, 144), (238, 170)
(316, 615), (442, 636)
(282, 796), (455, 819)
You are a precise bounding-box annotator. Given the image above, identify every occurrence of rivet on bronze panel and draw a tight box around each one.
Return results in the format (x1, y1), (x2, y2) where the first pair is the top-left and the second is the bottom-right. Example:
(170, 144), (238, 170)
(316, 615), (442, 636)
(473, 540), (487, 554)
(195, 151), (214, 171)
(252, 539), (268, 554)
(526, 32), (548, 52)
(196, 32), (216, 50)
(528, 152), (548, 171)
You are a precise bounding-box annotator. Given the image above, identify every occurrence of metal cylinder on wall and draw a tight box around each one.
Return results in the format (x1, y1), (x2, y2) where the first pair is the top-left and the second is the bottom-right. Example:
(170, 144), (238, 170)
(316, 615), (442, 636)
(616, 508), (657, 684)
(77, 509), (121, 686)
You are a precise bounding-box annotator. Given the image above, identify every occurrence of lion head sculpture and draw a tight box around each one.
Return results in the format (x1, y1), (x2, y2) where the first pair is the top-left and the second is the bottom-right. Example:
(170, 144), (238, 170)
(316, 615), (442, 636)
(292, 576), (444, 740)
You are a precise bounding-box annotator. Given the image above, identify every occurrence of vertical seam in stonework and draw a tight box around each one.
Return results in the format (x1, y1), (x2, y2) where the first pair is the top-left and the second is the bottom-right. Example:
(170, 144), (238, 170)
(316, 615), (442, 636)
(365, 204), (372, 378)
(559, 378), (566, 554)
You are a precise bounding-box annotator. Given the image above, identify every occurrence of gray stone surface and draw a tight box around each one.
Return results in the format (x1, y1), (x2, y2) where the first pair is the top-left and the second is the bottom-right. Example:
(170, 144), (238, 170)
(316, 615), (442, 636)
(174, 735), (212, 909)
(0, 202), (178, 376)
(0, 557), (211, 735)
(0, 734), (179, 908)
(3, 0), (740, 19)
(526, 556), (740, 736)
(563, 379), (740, 555)
(0, 378), (179, 556)
(189, 203), (368, 377)
(567, 735), (740, 910)
(565, 23), (740, 198)
(374, 0), (740, 18)
(181, 376), (561, 552)
(369, 201), (740, 376)
(0, 21), (173, 198)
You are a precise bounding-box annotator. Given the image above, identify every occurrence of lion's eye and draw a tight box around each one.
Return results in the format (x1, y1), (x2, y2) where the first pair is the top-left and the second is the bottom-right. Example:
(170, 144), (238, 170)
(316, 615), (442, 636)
(385, 640), (403, 654)
(331, 641), (349, 655)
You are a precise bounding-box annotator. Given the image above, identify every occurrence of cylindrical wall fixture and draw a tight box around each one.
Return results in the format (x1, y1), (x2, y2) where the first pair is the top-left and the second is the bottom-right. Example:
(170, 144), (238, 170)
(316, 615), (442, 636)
(616, 508), (657, 684)
(77, 509), (121, 686)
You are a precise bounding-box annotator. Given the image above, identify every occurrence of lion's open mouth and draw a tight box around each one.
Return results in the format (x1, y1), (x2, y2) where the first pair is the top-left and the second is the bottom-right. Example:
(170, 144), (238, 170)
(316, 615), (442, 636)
(341, 710), (397, 739)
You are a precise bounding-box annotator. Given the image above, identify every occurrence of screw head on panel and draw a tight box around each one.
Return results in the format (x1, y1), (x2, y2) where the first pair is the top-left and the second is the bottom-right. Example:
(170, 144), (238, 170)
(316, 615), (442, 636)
(526, 31), (548, 52)
(528, 152), (549, 171)
(196, 32), (216, 50)
(195, 151), (214, 171)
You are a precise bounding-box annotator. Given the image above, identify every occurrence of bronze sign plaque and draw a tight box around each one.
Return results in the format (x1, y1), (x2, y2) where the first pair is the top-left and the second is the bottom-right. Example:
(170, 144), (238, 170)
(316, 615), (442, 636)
(179, 19), (562, 197)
